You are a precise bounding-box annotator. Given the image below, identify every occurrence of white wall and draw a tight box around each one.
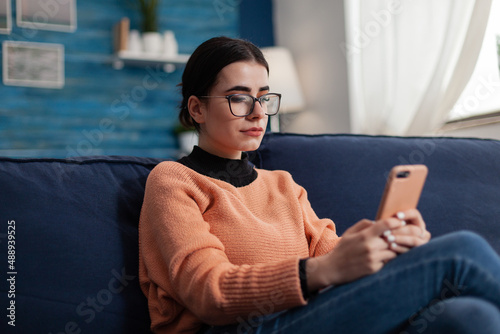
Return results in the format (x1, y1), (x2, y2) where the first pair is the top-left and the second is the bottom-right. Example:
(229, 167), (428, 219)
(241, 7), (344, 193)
(273, 0), (351, 134)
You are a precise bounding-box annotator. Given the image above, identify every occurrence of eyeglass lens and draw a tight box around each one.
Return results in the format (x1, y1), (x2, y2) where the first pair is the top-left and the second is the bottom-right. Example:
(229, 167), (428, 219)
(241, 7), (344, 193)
(229, 94), (280, 116)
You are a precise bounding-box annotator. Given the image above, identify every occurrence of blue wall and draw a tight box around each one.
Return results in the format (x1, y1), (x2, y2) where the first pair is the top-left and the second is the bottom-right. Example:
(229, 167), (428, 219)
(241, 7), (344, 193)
(239, 0), (274, 47)
(0, 0), (240, 158)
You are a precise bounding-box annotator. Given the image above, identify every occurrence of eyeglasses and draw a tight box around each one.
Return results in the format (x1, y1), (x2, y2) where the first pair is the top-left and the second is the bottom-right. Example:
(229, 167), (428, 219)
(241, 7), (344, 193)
(199, 93), (281, 117)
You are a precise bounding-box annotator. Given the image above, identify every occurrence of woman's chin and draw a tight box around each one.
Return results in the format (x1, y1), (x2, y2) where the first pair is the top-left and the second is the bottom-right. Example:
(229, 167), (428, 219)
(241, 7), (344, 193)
(240, 138), (264, 152)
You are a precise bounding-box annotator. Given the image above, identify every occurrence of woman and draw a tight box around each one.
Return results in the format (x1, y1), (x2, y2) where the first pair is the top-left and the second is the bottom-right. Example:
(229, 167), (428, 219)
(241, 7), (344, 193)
(139, 36), (500, 334)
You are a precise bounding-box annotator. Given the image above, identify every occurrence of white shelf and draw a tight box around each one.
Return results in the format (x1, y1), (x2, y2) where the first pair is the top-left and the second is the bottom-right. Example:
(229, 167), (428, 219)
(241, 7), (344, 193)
(112, 51), (190, 73)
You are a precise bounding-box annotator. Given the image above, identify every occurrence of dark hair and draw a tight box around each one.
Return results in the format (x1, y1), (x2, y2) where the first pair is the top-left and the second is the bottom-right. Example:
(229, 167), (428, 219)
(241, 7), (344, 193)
(179, 36), (269, 131)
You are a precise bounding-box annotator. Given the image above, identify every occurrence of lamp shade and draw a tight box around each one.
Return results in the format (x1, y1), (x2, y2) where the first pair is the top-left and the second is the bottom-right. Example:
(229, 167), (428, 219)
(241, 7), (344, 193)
(261, 47), (305, 113)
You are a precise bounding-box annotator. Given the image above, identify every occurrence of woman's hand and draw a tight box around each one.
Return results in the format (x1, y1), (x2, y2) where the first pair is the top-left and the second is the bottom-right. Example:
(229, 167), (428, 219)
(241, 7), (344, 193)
(306, 217), (402, 290)
(389, 209), (431, 252)
(306, 210), (431, 292)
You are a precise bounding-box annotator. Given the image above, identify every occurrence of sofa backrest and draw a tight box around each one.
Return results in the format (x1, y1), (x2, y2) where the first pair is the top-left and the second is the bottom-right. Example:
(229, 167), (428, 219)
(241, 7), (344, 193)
(0, 156), (162, 333)
(253, 133), (500, 252)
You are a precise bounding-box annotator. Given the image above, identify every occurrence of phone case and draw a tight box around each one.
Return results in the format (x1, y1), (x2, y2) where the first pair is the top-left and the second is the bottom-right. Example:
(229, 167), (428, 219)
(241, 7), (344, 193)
(375, 165), (428, 220)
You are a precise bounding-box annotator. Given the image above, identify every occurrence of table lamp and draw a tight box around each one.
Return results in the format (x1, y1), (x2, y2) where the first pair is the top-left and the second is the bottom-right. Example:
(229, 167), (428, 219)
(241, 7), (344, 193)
(261, 47), (305, 132)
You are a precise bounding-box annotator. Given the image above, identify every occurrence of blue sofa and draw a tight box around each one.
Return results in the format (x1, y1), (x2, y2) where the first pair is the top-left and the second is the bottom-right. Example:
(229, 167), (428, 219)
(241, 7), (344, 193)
(1, 133), (500, 333)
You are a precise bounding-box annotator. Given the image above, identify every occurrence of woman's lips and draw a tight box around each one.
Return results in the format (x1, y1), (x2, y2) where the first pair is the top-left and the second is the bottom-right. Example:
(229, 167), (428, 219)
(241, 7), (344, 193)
(241, 127), (264, 137)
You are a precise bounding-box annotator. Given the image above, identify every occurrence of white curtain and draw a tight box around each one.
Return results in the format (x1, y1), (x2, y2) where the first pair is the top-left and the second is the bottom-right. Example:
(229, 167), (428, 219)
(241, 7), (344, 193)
(345, 0), (492, 136)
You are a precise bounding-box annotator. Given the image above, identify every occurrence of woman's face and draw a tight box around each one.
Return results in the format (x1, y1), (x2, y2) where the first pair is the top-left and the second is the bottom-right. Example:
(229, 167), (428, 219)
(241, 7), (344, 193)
(191, 61), (270, 159)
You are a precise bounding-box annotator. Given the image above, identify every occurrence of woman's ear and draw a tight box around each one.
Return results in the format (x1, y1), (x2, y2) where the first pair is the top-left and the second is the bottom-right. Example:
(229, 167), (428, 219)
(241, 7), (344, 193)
(187, 96), (206, 124)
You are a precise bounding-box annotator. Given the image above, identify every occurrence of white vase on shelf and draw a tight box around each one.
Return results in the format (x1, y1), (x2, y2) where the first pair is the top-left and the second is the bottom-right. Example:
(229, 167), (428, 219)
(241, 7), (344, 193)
(142, 32), (163, 55)
(163, 30), (178, 58)
(127, 30), (143, 54)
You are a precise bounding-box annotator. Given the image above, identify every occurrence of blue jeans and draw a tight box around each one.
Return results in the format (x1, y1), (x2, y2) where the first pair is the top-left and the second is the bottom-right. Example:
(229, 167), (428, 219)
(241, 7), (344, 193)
(203, 231), (500, 334)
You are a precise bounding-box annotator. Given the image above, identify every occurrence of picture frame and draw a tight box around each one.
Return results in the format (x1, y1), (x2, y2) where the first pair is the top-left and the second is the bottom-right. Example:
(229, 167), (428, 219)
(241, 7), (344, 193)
(0, 0), (12, 34)
(2, 41), (65, 89)
(16, 0), (76, 33)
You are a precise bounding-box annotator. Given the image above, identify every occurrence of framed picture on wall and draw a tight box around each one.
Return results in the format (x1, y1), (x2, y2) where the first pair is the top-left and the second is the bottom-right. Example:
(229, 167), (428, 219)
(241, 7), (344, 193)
(2, 41), (65, 89)
(0, 0), (12, 34)
(16, 0), (76, 32)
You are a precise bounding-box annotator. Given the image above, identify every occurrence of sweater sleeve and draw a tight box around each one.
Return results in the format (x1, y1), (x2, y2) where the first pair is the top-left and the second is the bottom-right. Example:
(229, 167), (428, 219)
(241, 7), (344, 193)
(295, 182), (341, 257)
(139, 163), (307, 329)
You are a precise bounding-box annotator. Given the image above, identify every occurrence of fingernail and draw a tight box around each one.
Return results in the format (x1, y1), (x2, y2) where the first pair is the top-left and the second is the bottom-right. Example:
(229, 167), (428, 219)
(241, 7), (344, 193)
(383, 230), (392, 237)
(400, 220), (407, 226)
(387, 235), (396, 242)
(391, 242), (398, 249)
(397, 212), (405, 220)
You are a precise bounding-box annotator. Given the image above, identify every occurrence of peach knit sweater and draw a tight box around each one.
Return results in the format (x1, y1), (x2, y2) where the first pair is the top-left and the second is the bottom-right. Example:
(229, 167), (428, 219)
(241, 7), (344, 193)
(139, 160), (340, 333)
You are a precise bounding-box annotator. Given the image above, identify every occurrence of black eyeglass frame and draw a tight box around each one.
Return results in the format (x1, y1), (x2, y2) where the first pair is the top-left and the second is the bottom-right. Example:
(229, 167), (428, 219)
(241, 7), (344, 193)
(198, 93), (282, 117)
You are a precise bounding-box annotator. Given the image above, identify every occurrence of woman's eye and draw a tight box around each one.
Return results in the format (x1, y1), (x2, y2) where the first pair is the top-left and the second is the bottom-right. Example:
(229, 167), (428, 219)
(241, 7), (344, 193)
(231, 96), (249, 103)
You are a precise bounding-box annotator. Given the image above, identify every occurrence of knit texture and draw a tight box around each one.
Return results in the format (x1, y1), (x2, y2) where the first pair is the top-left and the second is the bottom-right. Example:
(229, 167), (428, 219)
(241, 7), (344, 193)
(139, 161), (340, 333)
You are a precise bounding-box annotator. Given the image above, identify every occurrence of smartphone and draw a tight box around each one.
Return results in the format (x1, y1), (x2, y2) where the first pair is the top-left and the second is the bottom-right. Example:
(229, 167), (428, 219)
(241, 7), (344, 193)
(375, 165), (428, 220)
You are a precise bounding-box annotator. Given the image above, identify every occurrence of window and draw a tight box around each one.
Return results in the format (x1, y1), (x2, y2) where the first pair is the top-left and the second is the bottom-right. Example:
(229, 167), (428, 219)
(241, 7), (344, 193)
(448, 0), (500, 121)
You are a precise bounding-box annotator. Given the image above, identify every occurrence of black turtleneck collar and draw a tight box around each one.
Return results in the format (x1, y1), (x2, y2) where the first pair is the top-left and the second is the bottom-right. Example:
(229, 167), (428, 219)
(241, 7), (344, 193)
(177, 146), (258, 187)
